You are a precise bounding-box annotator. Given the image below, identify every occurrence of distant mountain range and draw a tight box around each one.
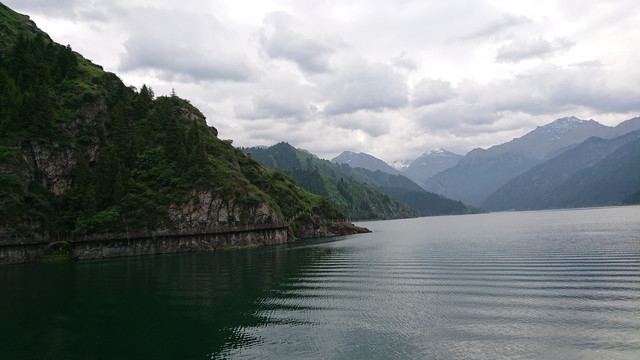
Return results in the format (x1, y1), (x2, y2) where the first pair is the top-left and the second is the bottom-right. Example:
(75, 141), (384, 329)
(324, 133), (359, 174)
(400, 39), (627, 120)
(481, 130), (640, 210)
(423, 116), (640, 206)
(328, 116), (640, 211)
(331, 148), (463, 185)
(403, 149), (463, 185)
(244, 143), (479, 219)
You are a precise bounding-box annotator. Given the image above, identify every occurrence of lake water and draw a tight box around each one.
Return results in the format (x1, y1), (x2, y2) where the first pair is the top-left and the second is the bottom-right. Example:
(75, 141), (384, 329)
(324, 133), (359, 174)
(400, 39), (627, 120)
(1, 206), (639, 359)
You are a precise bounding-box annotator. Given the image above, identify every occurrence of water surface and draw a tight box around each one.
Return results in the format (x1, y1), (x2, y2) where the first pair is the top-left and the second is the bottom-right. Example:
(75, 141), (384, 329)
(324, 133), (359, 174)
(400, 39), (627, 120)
(1, 206), (639, 359)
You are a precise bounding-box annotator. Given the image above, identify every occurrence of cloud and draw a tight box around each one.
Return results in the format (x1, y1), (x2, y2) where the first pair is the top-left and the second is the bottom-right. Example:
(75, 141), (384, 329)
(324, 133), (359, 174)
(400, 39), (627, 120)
(5, 0), (79, 18)
(117, 7), (258, 82)
(496, 37), (574, 63)
(495, 64), (640, 114)
(459, 13), (532, 40)
(234, 91), (311, 120)
(259, 11), (339, 73)
(6, 0), (639, 162)
(392, 52), (418, 71)
(120, 35), (256, 82)
(322, 58), (408, 115)
(412, 78), (456, 107)
(328, 112), (391, 137)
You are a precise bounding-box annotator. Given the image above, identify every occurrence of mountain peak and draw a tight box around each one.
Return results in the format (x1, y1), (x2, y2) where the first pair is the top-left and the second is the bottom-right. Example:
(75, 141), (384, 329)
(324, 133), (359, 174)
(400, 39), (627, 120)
(331, 151), (399, 175)
(403, 149), (463, 185)
(423, 148), (459, 157)
(543, 116), (598, 130)
(426, 148), (445, 156)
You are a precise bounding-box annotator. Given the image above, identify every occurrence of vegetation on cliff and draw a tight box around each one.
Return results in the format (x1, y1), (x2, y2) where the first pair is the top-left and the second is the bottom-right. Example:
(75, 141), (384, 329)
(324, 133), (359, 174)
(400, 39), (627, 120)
(0, 4), (365, 244)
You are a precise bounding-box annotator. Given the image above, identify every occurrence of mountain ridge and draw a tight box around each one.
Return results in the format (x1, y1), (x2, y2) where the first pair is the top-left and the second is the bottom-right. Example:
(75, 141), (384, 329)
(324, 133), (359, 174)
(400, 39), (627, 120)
(423, 116), (640, 206)
(331, 151), (401, 175)
(481, 130), (640, 211)
(246, 143), (478, 218)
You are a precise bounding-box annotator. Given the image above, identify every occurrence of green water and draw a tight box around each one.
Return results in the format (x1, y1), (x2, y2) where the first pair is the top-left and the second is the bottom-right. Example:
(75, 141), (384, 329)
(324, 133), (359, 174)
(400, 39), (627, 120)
(1, 206), (639, 359)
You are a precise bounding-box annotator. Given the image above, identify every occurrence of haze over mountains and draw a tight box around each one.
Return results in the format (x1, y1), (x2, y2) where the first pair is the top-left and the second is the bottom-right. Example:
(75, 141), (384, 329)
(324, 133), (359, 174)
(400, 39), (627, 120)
(245, 143), (478, 220)
(482, 130), (640, 211)
(330, 116), (640, 210)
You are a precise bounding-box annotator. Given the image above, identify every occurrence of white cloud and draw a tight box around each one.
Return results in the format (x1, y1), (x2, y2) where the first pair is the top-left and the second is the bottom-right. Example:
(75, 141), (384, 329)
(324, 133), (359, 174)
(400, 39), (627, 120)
(459, 13), (532, 40)
(322, 58), (408, 115)
(234, 91), (311, 120)
(412, 79), (456, 107)
(4, 0), (639, 162)
(116, 7), (259, 83)
(392, 52), (419, 71)
(496, 37), (574, 63)
(258, 11), (340, 73)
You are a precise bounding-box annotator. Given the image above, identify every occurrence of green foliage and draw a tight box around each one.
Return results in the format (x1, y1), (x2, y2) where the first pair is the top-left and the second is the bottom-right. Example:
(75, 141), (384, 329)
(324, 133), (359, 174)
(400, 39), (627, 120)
(284, 168), (329, 197)
(0, 4), (354, 242)
(42, 250), (72, 264)
(246, 143), (413, 220)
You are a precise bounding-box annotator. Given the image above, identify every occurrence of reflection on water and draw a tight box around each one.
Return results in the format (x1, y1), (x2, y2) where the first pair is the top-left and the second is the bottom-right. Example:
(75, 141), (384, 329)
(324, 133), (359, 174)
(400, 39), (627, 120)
(1, 206), (639, 359)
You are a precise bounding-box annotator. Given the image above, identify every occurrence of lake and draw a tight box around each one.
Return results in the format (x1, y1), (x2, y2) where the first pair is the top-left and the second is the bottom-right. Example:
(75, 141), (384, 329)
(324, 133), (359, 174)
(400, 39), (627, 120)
(1, 206), (639, 359)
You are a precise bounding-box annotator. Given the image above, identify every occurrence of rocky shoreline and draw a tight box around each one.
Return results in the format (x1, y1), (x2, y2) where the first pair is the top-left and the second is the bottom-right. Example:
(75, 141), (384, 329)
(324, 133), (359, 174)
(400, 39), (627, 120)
(0, 223), (370, 265)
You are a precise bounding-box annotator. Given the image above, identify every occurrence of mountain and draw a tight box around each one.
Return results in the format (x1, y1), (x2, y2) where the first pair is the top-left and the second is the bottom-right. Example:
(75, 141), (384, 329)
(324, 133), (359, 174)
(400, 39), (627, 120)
(481, 130), (640, 211)
(331, 151), (401, 175)
(0, 4), (366, 247)
(245, 143), (478, 218)
(330, 149), (466, 195)
(537, 136), (640, 209)
(347, 167), (479, 216)
(622, 190), (640, 205)
(389, 159), (412, 171)
(403, 149), (462, 185)
(246, 143), (415, 220)
(423, 116), (640, 206)
(610, 117), (640, 137)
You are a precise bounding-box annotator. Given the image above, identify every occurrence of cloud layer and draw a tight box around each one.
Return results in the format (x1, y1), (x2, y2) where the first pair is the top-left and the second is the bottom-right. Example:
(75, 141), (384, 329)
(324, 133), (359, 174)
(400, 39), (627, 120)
(7, 0), (640, 161)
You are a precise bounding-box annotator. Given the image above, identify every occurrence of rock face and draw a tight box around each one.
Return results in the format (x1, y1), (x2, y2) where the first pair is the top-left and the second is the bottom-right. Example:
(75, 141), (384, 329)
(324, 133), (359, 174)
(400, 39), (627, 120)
(0, 227), (291, 265)
(292, 218), (370, 239)
(167, 191), (284, 232)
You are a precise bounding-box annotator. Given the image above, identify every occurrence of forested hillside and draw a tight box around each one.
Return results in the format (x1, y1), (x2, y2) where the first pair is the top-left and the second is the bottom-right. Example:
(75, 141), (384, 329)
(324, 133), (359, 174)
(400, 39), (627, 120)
(0, 4), (364, 243)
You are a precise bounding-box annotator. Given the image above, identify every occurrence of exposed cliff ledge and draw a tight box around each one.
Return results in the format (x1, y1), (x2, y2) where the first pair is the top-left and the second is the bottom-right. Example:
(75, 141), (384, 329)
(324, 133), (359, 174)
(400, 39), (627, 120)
(167, 190), (283, 232)
(0, 225), (292, 265)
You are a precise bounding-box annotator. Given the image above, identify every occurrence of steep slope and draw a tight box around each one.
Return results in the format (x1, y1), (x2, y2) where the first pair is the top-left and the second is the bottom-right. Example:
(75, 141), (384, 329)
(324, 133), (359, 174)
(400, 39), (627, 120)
(403, 149), (462, 185)
(344, 167), (479, 216)
(0, 4), (365, 246)
(246, 143), (416, 220)
(622, 190), (640, 205)
(482, 131), (640, 211)
(538, 137), (640, 209)
(423, 117), (639, 206)
(331, 151), (400, 175)
(611, 117), (640, 137)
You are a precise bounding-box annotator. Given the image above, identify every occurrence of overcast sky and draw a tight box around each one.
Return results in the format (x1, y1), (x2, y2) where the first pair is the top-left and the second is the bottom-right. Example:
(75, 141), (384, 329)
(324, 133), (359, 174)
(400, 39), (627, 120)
(6, 0), (640, 162)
